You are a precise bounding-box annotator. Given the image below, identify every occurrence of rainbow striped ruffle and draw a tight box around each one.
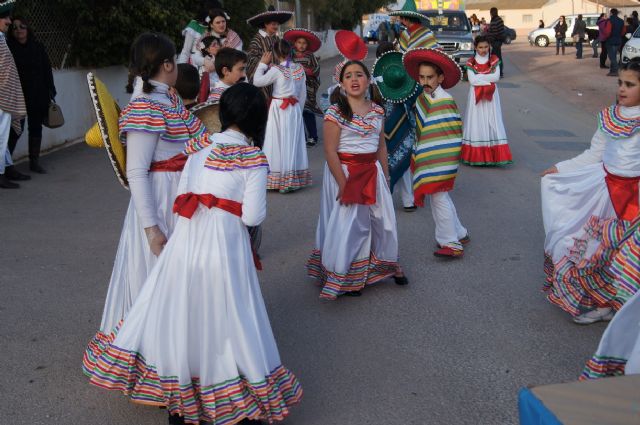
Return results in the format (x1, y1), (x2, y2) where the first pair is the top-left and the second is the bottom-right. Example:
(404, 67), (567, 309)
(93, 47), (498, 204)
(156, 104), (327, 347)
(205, 145), (269, 172)
(597, 105), (640, 139)
(307, 249), (397, 299)
(120, 94), (205, 145)
(83, 329), (303, 425)
(267, 170), (312, 193)
(184, 133), (212, 154)
(580, 354), (627, 380)
(324, 104), (385, 137)
(543, 216), (624, 316)
(610, 222), (640, 305)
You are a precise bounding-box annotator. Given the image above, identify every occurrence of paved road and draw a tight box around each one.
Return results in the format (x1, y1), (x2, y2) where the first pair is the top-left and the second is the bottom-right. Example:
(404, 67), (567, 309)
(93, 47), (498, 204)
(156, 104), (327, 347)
(0, 44), (610, 425)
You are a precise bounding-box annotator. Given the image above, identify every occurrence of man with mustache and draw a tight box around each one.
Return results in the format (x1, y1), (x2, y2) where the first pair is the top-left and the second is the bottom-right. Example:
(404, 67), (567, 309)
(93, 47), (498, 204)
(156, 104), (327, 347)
(403, 47), (469, 258)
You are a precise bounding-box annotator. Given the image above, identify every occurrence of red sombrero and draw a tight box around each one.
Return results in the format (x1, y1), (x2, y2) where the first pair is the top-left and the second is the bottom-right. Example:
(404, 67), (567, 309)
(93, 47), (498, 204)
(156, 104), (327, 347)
(402, 47), (462, 89)
(284, 28), (322, 53)
(334, 30), (367, 61)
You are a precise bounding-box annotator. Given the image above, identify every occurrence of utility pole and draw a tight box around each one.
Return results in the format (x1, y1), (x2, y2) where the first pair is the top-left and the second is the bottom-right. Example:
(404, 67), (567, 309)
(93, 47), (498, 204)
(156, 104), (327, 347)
(295, 0), (302, 27)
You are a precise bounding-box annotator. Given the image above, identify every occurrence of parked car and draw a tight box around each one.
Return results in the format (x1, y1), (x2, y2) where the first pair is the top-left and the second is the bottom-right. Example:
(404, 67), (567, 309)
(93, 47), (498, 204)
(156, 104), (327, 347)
(419, 9), (474, 64)
(504, 26), (516, 44)
(528, 13), (600, 47)
(622, 27), (640, 63)
(364, 29), (378, 44)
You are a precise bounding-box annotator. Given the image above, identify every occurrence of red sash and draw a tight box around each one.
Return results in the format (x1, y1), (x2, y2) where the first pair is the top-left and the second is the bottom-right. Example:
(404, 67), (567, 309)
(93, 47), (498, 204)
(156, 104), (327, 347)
(338, 152), (378, 205)
(173, 192), (262, 270)
(474, 84), (496, 103)
(604, 166), (640, 221)
(198, 72), (211, 103)
(272, 96), (299, 110)
(149, 154), (188, 172)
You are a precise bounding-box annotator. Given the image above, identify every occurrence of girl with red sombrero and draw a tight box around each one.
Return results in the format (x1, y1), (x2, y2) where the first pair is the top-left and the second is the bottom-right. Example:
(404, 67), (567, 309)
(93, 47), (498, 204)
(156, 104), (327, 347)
(285, 28), (322, 147)
(403, 47), (470, 258)
(307, 59), (409, 299)
(324, 30), (368, 108)
(246, 5), (293, 99)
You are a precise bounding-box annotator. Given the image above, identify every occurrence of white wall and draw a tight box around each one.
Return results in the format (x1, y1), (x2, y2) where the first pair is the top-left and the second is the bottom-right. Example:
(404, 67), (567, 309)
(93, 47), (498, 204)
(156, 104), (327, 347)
(12, 65), (130, 161)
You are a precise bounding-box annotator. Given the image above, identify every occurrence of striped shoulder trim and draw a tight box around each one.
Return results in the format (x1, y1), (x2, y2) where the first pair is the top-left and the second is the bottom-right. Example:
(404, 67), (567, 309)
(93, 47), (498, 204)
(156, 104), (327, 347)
(205, 145), (269, 171)
(466, 55), (501, 74)
(324, 104), (383, 136)
(598, 105), (640, 139)
(119, 99), (166, 134)
(184, 133), (212, 155)
(275, 64), (305, 81)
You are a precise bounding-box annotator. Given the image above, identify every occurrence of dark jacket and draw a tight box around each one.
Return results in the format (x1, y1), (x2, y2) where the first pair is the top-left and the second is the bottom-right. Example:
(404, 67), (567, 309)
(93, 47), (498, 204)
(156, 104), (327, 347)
(488, 15), (505, 42)
(554, 21), (568, 39)
(607, 15), (625, 45)
(572, 19), (587, 40)
(7, 37), (56, 114)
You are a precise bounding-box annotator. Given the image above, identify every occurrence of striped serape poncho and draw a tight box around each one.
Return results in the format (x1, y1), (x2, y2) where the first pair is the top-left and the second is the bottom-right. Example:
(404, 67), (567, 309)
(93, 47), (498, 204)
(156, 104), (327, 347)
(398, 24), (439, 52)
(384, 93), (420, 191)
(0, 33), (26, 134)
(411, 86), (463, 206)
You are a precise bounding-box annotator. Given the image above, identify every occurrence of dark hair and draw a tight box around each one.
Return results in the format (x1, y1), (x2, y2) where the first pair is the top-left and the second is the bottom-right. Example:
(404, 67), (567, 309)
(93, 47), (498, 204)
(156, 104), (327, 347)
(402, 16), (422, 25)
(273, 39), (292, 61)
(611, 8), (619, 16)
(208, 8), (227, 34)
(219, 83), (268, 147)
(8, 15), (35, 41)
(197, 0), (223, 23)
(175, 64), (200, 101)
(474, 34), (491, 47)
(375, 41), (395, 58)
(419, 61), (443, 76)
(200, 35), (219, 57)
(621, 57), (640, 78)
(215, 47), (247, 78)
(329, 60), (383, 122)
(130, 32), (176, 94)
(577, 14), (583, 20)
(600, 13), (606, 18)
(490, 7), (498, 16)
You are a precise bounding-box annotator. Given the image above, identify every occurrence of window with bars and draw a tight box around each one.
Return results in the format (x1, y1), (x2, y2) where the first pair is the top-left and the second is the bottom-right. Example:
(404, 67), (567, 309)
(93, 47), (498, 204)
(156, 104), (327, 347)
(523, 14), (533, 24)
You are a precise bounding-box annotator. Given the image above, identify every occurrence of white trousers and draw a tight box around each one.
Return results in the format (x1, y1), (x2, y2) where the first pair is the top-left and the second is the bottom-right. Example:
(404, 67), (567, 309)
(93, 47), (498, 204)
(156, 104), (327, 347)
(397, 169), (414, 207)
(0, 109), (13, 174)
(429, 191), (467, 249)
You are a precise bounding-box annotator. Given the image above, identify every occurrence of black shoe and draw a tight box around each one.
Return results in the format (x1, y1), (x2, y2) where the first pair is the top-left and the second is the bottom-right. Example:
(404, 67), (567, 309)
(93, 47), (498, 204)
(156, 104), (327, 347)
(607, 72), (619, 77)
(393, 274), (409, 285)
(29, 160), (46, 174)
(344, 290), (362, 297)
(306, 138), (317, 147)
(4, 165), (31, 181)
(403, 205), (417, 212)
(238, 419), (263, 424)
(168, 413), (186, 425)
(0, 174), (19, 189)
(600, 65), (608, 68)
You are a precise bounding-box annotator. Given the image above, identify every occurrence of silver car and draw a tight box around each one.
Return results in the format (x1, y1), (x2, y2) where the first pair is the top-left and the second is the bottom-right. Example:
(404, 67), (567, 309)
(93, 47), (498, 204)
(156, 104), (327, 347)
(528, 13), (600, 47)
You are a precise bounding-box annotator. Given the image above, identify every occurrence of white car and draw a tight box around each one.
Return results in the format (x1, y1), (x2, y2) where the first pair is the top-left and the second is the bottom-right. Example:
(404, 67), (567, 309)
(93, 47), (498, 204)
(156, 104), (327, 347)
(528, 13), (600, 47)
(622, 28), (640, 63)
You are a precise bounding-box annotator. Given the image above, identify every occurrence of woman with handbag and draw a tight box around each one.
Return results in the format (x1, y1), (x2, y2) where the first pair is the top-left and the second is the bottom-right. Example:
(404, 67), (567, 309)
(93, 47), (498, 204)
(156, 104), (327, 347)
(554, 15), (568, 56)
(7, 15), (56, 174)
(571, 14), (587, 59)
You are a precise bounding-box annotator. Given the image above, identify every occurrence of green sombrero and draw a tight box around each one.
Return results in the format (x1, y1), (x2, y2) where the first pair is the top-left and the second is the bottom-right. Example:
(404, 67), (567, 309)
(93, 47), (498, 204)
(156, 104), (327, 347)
(372, 51), (418, 103)
(389, 0), (425, 21)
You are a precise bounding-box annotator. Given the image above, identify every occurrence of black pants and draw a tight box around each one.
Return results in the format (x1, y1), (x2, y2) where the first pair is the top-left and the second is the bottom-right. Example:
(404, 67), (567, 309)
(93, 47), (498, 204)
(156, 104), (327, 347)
(491, 41), (504, 76)
(600, 41), (608, 67)
(7, 105), (45, 158)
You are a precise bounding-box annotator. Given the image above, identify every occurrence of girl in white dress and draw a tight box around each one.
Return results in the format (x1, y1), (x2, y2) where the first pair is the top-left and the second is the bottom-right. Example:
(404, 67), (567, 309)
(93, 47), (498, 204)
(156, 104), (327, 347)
(461, 35), (512, 166)
(86, 33), (205, 349)
(307, 60), (408, 299)
(83, 83), (302, 425)
(252, 39), (312, 192)
(541, 58), (640, 325)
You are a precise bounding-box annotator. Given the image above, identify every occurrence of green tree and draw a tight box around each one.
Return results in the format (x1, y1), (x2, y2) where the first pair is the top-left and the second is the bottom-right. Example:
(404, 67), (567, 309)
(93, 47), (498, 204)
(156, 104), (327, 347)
(13, 0), (265, 67)
(304, 0), (391, 30)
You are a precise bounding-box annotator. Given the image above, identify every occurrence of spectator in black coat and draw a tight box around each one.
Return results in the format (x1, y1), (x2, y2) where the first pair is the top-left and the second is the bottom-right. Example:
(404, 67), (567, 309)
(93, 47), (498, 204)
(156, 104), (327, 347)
(7, 16), (56, 174)
(554, 15), (568, 55)
(488, 7), (505, 77)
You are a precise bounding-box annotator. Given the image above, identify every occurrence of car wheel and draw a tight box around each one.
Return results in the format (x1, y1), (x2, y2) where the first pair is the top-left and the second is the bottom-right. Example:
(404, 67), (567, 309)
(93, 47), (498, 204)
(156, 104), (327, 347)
(535, 35), (549, 47)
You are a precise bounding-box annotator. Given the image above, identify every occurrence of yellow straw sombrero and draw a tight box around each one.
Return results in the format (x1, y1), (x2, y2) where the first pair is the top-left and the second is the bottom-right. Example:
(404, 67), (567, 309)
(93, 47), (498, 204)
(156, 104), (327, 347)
(190, 100), (221, 134)
(85, 72), (128, 189)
